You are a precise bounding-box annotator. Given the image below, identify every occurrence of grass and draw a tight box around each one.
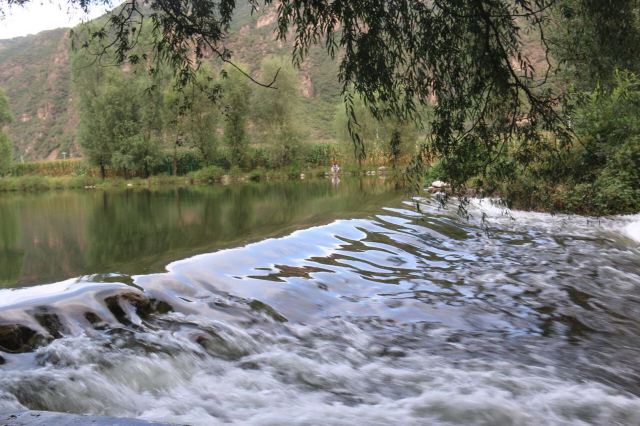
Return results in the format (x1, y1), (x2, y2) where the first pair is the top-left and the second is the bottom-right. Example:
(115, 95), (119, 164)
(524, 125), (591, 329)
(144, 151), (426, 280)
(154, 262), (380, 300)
(0, 140), (402, 192)
(0, 159), (397, 193)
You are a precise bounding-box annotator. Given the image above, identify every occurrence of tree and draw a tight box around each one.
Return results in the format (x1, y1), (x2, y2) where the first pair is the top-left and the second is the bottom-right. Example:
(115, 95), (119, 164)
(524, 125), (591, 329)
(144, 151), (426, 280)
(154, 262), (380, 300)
(49, 0), (570, 184)
(18, 0), (637, 187)
(222, 66), (251, 169)
(0, 89), (14, 176)
(549, 0), (640, 91)
(334, 94), (418, 167)
(162, 65), (222, 171)
(253, 57), (304, 168)
(77, 67), (163, 178)
(74, 50), (117, 179)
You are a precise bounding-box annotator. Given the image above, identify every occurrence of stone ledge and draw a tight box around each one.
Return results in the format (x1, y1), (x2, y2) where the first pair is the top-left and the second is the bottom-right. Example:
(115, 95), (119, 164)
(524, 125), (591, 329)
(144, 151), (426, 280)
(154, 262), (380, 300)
(0, 411), (179, 426)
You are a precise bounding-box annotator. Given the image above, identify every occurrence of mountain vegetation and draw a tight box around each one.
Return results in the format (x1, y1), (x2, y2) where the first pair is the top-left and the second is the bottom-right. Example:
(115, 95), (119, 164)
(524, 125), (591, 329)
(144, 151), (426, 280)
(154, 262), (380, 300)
(0, 2), (345, 162)
(0, 28), (75, 159)
(0, 0), (637, 214)
(0, 89), (12, 175)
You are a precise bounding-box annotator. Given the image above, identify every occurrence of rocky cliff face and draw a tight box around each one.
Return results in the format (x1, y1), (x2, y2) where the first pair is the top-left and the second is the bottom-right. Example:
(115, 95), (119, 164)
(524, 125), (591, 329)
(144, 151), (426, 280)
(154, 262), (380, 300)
(0, 28), (78, 160)
(0, 4), (340, 161)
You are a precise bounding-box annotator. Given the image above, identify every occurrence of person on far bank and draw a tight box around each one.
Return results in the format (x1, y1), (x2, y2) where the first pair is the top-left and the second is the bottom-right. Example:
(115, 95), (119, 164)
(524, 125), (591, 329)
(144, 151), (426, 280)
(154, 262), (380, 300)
(331, 161), (340, 174)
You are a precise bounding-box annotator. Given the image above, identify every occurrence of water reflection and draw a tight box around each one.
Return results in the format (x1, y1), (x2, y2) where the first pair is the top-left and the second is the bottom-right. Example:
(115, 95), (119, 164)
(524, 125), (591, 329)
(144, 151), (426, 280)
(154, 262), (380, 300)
(0, 178), (402, 287)
(0, 203), (23, 285)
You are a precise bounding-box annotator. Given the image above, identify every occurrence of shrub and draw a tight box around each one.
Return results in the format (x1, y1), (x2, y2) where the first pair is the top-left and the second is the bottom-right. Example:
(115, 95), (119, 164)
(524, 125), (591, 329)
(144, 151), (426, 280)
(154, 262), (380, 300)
(189, 165), (225, 183)
(480, 72), (640, 215)
(248, 167), (266, 182)
(12, 159), (91, 177)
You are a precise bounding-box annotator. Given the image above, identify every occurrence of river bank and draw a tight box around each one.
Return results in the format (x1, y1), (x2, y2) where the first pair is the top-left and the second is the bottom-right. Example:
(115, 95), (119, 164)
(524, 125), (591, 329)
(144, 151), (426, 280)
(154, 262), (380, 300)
(0, 165), (394, 193)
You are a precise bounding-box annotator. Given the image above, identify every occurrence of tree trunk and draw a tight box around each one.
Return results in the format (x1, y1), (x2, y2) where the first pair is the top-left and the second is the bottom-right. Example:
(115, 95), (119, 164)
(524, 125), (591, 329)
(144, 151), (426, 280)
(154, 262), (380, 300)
(172, 143), (178, 176)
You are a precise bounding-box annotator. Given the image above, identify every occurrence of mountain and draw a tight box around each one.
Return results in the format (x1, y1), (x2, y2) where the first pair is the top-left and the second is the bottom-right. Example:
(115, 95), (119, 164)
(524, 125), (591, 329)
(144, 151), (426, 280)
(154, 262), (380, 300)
(0, 28), (77, 160)
(0, 4), (549, 161)
(0, 3), (343, 161)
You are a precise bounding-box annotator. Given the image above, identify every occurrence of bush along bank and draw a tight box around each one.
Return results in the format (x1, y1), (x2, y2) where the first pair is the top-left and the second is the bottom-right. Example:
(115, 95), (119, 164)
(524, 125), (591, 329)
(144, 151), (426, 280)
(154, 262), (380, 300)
(424, 73), (640, 216)
(0, 156), (399, 193)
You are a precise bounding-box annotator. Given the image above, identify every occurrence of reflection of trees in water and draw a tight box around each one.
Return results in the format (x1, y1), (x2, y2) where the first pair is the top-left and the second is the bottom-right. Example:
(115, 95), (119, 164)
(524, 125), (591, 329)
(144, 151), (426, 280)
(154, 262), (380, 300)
(5, 178), (400, 284)
(4, 193), (95, 285)
(0, 201), (24, 285)
(86, 189), (189, 270)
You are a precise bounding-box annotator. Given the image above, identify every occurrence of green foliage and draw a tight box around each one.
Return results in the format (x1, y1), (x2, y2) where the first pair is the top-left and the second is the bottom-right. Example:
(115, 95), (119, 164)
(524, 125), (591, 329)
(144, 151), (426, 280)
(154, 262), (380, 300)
(252, 57), (305, 168)
(223, 66), (251, 168)
(334, 94), (418, 167)
(0, 133), (12, 176)
(1, 174), (100, 191)
(550, 0), (640, 91)
(162, 65), (222, 165)
(424, 161), (445, 186)
(0, 89), (13, 176)
(75, 54), (165, 178)
(154, 149), (204, 176)
(496, 72), (640, 215)
(0, 89), (12, 127)
(248, 167), (266, 182)
(12, 159), (89, 177)
(8, 0), (640, 218)
(0, 28), (74, 159)
(300, 143), (338, 168)
(568, 73), (640, 213)
(59, 0), (568, 188)
(189, 165), (225, 183)
(112, 134), (163, 178)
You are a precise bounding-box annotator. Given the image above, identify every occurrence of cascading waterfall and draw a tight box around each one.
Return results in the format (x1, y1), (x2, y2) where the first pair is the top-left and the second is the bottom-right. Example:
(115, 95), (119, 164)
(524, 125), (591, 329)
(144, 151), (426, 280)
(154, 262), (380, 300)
(1, 194), (639, 425)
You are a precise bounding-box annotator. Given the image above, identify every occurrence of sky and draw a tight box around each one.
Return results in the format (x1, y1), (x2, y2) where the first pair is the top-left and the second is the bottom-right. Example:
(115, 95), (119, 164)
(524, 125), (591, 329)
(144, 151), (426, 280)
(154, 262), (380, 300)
(0, 0), (111, 39)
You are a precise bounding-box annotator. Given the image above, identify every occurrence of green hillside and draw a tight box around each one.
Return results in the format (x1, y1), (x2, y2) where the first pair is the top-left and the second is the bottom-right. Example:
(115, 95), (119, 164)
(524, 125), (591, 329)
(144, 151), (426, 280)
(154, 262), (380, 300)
(0, 28), (77, 160)
(0, 3), (342, 161)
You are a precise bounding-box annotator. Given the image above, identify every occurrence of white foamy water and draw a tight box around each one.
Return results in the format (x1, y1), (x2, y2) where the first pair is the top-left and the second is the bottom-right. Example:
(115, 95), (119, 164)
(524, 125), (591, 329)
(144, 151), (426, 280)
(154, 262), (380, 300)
(621, 217), (640, 243)
(1, 194), (640, 425)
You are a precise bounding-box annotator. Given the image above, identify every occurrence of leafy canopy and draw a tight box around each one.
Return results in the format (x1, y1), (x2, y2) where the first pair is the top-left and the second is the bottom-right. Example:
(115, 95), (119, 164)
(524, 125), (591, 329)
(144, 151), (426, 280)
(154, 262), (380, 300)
(3, 0), (608, 185)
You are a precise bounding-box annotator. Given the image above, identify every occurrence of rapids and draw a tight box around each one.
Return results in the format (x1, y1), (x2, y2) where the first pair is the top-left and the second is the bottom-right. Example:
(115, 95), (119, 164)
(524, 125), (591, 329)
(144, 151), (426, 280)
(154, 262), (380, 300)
(0, 186), (639, 425)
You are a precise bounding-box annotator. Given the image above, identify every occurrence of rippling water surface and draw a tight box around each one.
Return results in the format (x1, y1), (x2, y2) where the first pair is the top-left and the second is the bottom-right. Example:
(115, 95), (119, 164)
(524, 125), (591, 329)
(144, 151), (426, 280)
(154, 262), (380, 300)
(1, 179), (639, 425)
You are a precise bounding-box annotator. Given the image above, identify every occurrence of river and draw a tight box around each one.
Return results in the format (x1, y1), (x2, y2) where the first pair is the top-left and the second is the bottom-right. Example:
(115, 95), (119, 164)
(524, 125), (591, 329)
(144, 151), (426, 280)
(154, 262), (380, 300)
(0, 177), (639, 425)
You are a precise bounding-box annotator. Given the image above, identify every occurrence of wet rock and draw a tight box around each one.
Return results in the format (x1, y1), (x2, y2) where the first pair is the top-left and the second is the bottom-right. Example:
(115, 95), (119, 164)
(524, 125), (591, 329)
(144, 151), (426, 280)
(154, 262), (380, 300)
(0, 411), (177, 425)
(249, 300), (288, 323)
(0, 325), (47, 353)
(0, 354), (5, 364)
(427, 180), (451, 194)
(84, 312), (108, 329)
(121, 293), (153, 318)
(104, 293), (153, 325)
(150, 299), (173, 315)
(32, 311), (65, 339)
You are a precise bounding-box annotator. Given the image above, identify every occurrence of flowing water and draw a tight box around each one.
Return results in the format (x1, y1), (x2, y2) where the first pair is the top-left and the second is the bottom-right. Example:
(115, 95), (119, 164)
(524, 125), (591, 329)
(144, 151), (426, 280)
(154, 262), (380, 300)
(0, 178), (639, 425)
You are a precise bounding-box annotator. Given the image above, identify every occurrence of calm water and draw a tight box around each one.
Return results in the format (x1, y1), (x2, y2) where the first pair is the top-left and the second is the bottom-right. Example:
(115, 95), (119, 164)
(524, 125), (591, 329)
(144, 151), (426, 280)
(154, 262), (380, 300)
(1, 178), (640, 425)
(0, 178), (400, 287)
